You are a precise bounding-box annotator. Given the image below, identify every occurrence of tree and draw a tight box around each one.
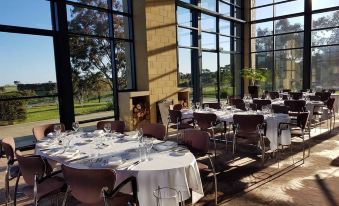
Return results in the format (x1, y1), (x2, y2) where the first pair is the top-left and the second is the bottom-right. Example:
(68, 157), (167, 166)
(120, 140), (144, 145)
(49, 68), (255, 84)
(68, 0), (129, 100)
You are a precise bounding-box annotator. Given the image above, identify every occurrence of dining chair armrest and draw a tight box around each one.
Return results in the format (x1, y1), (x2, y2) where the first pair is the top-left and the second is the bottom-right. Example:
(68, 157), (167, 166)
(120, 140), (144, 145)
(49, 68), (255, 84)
(103, 176), (138, 204)
(278, 122), (290, 130)
(7, 157), (17, 166)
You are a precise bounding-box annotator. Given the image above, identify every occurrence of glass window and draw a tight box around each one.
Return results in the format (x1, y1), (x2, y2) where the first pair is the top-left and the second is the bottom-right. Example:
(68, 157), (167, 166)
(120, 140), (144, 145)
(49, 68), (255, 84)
(0, 0), (52, 30)
(252, 22), (273, 37)
(178, 28), (192, 47)
(201, 0), (216, 12)
(202, 52), (218, 102)
(115, 41), (134, 90)
(251, 36), (273, 52)
(69, 36), (114, 122)
(0, 32), (59, 124)
(219, 19), (231, 36)
(234, 23), (242, 37)
(251, 52), (273, 91)
(67, 5), (109, 37)
(312, 28), (339, 46)
(112, 0), (130, 13)
(178, 48), (193, 88)
(201, 14), (216, 32)
(275, 49), (303, 91)
(312, 0), (339, 10)
(275, 16), (304, 34)
(311, 46), (339, 90)
(202, 32), (216, 50)
(220, 53), (233, 98)
(235, 38), (242, 52)
(251, 0), (273, 8)
(275, 0), (304, 17)
(251, 6), (273, 21)
(235, 7), (242, 19)
(219, 36), (231, 51)
(234, 54), (242, 96)
(275, 32), (304, 50)
(177, 7), (192, 27)
(113, 15), (131, 39)
(67, 0), (108, 8)
(219, 2), (231, 16)
(312, 10), (339, 29)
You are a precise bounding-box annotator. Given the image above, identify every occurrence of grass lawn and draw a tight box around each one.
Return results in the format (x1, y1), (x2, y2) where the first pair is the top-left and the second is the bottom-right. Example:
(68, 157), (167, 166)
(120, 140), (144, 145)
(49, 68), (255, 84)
(11, 101), (111, 124)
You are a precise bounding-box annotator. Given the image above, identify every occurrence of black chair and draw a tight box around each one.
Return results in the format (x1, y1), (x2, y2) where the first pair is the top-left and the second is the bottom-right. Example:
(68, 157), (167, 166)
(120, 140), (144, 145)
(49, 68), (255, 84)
(232, 115), (267, 164)
(272, 105), (290, 114)
(253, 99), (271, 110)
(203, 102), (221, 110)
(290, 92), (303, 100)
(167, 109), (194, 136)
(268, 91), (279, 99)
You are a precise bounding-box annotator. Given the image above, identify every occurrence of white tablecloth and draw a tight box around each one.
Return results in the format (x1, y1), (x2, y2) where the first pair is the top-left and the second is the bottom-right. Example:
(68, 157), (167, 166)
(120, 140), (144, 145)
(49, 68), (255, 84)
(182, 110), (291, 151)
(36, 133), (204, 206)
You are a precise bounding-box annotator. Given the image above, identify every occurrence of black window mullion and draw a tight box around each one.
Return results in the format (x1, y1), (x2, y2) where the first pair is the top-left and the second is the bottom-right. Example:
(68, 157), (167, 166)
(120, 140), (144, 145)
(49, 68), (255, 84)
(108, 0), (120, 119)
(216, 1), (220, 102)
(303, 0), (312, 89)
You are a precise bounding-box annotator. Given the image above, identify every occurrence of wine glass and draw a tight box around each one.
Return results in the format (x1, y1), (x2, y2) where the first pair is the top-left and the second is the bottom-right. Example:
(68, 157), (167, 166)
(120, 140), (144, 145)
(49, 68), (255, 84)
(144, 138), (154, 161)
(103, 123), (111, 133)
(72, 122), (80, 132)
(196, 102), (201, 110)
(204, 104), (209, 111)
(245, 103), (250, 111)
(54, 124), (62, 136)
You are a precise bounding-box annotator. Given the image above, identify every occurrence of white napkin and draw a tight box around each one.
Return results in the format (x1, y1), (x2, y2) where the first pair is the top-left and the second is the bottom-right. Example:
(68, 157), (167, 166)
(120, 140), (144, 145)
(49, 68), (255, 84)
(153, 141), (177, 151)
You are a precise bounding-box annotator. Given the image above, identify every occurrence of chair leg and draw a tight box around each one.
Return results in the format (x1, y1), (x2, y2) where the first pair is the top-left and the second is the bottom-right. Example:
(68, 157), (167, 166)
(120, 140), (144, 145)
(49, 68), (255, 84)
(5, 171), (9, 206)
(14, 174), (20, 206)
(224, 132), (228, 153)
(62, 186), (70, 206)
(290, 143), (294, 164)
(208, 155), (218, 206)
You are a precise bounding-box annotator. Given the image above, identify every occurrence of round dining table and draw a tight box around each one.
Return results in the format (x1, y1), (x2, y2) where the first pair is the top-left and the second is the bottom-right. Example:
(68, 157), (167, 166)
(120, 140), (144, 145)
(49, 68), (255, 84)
(35, 131), (204, 206)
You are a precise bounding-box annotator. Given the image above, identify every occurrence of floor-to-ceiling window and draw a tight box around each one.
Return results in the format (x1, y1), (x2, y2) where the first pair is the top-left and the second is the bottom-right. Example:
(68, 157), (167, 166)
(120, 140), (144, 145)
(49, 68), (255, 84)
(250, 0), (304, 92)
(250, 0), (339, 92)
(176, 0), (244, 103)
(0, 0), (135, 138)
(311, 1), (339, 91)
(66, 0), (135, 123)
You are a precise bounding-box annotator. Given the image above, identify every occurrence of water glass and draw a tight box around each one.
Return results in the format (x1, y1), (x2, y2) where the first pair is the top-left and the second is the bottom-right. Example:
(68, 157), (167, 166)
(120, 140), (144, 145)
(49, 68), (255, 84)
(54, 124), (62, 137)
(204, 104), (209, 111)
(72, 122), (80, 132)
(144, 138), (154, 161)
(195, 102), (200, 110)
(103, 123), (111, 133)
(153, 187), (184, 206)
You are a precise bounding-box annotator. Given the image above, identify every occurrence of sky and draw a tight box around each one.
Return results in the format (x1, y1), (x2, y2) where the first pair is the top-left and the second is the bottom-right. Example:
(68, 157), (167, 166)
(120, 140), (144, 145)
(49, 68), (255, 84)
(0, 0), (337, 85)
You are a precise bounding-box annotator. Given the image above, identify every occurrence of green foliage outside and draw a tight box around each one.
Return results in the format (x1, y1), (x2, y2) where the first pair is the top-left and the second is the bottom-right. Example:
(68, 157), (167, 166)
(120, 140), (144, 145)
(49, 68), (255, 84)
(0, 92), (27, 124)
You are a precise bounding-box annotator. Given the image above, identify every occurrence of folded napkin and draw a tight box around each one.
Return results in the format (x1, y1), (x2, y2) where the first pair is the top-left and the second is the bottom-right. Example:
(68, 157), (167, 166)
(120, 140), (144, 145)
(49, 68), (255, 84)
(153, 141), (177, 151)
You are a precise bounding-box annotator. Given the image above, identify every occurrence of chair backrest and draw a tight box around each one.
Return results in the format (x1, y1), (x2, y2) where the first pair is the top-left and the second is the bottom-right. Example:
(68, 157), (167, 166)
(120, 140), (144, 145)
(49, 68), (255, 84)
(172, 104), (183, 111)
(309, 95), (321, 101)
(268, 92), (279, 99)
(297, 112), (309, 130)
(62, 164), (116, 205)
(203, 102), (221, 110)
(138, 122), (166, 140)
(1, 137), (16, 164)
(16, 152), (47, 186)
(168, 109), (182, 124)
(181, 129), (209, 156)
(233, 114), (264, 134)
(233, 98), (244, 105)
(253, 99), (271, 110)
(97, 121), (125, 133)
(321, 92), (332, 102)
(193, 112), (217, 130)
(290, 92), (303, 100)
(326, 98), (335, 110)
(284, 100), (306, 112)
(32, 123), (65, 140)
(283, 89), (291, 93)
(235, 102), (246, 111)
(272, 105), (289, 114)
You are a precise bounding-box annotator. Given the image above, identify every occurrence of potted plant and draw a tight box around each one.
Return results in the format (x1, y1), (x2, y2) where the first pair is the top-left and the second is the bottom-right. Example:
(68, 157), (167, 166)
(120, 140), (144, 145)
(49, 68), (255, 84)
(242, 67), (268, 98)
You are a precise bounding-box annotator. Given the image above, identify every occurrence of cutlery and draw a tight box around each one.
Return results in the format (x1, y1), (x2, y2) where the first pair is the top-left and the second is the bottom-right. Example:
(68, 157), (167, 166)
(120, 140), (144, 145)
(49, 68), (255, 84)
(126, 161), (141, 170)
(67, 155), (89, 163)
